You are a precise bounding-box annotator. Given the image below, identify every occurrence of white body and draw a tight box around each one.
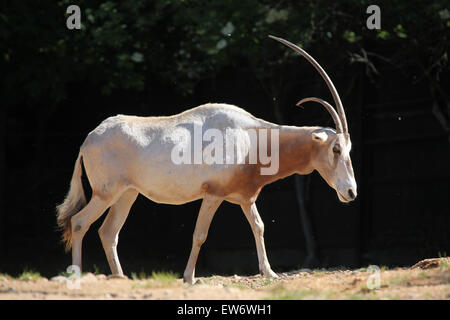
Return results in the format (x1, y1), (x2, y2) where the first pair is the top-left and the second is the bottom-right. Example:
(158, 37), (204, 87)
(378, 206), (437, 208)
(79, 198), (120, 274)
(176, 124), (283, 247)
(57, 102), (356, 283)
(82, 103), (277, 206)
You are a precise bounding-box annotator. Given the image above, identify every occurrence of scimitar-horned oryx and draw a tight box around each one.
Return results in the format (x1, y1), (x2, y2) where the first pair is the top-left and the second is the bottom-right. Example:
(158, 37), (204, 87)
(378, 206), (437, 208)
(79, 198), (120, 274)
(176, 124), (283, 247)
(56, 36), (357, 284)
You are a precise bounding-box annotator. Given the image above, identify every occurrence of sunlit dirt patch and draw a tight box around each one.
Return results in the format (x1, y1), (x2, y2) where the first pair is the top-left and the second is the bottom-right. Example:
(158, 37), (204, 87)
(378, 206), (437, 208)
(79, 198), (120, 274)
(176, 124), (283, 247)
(0, 258), (448, 300)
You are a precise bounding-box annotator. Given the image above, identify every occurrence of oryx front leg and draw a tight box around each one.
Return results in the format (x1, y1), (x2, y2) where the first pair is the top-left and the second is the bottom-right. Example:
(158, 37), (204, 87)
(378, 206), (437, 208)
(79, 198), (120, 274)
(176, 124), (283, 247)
(98, 189), (138, 278)
(241, 203), (278, 278)
(183, 195), (223, 285)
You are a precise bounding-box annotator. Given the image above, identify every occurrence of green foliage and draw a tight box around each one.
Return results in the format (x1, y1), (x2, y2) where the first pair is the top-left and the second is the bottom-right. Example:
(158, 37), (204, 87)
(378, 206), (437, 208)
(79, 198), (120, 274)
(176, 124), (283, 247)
(18, 268), (42, 280)
(131, 270), (178, 280)
(439, 259), (450, 270)
(92, 264), (101, 275)
(1, 0), (448, 105)
(131, 270), (179, 288)
(131, 270), (148, 280)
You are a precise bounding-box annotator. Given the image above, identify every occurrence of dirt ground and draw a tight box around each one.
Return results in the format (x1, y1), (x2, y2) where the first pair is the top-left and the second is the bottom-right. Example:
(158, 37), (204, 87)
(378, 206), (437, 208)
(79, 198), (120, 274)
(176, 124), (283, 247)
(0, 258), (449, 300)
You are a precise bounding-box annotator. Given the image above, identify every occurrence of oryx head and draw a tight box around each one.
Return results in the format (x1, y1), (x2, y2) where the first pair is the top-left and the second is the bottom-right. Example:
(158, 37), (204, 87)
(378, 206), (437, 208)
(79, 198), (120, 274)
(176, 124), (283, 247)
(269, 35), (357, 203)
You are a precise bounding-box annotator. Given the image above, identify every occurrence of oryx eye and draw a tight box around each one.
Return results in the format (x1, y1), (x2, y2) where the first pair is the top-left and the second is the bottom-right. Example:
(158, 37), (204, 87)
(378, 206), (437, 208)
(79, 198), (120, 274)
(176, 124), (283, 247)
(333, 145), (341, 155)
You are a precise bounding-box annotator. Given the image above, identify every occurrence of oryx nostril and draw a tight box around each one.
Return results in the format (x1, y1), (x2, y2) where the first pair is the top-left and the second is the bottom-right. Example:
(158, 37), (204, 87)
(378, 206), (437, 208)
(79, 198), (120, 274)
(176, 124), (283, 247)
(348, 189), (356, 200)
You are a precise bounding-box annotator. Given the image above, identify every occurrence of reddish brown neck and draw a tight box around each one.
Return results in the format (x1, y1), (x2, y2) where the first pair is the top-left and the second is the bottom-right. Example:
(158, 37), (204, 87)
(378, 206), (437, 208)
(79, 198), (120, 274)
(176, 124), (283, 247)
(257, 126), (317, 188)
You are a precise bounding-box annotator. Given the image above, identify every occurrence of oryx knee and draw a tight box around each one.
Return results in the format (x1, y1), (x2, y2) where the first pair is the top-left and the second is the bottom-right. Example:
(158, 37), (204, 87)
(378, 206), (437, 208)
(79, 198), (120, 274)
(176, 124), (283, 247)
(193, 231), (207, 247)
(71, 216), (89, 236)
(254, 219), (264, 237)
(98, 227), (117, 247)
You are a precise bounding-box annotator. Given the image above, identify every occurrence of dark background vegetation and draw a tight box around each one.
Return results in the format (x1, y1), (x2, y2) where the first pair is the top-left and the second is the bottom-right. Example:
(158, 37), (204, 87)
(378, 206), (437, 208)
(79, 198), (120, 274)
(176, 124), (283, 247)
(1, 0), (449, 278)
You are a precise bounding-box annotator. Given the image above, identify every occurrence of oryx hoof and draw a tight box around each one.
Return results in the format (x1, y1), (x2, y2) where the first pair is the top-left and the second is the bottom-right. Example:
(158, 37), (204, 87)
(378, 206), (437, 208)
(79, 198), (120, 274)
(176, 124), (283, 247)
(262, 269), (279, 278)
(183, 276), (196, 285)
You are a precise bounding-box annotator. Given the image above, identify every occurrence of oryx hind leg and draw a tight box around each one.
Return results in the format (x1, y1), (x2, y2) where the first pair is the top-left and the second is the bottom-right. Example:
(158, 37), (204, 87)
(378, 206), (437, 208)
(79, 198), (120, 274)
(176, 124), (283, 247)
(98, 188), (138, 278)
(71, 195), (116, 272)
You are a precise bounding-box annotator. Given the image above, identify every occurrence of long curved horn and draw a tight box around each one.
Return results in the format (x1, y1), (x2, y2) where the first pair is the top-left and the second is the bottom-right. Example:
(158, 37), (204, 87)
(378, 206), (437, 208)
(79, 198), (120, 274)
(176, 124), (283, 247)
(296, 97), (343, 133)
(269, 35), (348, 133)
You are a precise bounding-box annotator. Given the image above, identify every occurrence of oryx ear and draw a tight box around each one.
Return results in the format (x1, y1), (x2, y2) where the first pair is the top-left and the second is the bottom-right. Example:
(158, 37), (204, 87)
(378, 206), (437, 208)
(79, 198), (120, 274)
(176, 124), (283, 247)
(312, 131), (328, 142)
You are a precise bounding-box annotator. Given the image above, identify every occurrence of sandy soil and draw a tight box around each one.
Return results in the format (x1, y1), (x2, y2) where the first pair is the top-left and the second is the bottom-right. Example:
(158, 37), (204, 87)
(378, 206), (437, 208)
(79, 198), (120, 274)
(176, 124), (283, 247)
(0, 258), (449, 300)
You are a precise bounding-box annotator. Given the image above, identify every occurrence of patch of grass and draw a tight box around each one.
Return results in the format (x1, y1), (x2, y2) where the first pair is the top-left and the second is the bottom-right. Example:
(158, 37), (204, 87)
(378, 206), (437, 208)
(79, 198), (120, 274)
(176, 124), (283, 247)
(131, 270), (149, 281)
(18, 269), (42, 281)
(226, 282), (247, 290)
(150, 271), (179, 285)
(58, 271), (70, 278)
(198, 276), (223, 286)
(438, 258), (450, 270)
(256, 277), (275, 288)
(311, 269), (327, 276)
(132, 271), (179, 288)
(386, 276), (410, 287)
(266, 284), (321, 300)
(92, 264), (101, 275)
(356, 267), (368, 272)
(267, 288), (320, 300)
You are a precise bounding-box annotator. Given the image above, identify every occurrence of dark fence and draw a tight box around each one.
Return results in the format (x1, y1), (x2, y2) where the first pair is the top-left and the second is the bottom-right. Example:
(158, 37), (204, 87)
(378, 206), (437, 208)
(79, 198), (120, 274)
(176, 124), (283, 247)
(1, 61), (449, 278)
